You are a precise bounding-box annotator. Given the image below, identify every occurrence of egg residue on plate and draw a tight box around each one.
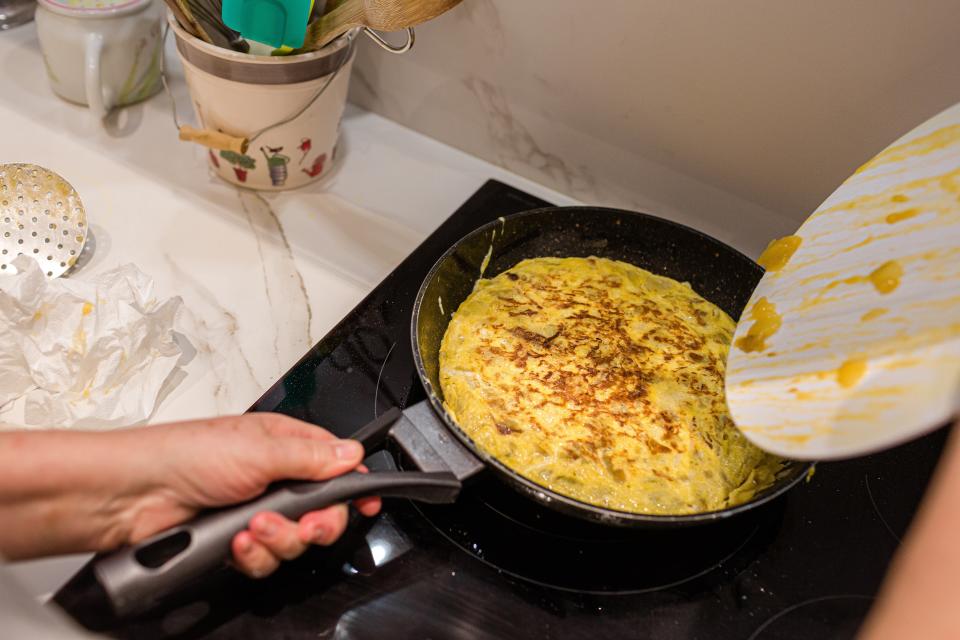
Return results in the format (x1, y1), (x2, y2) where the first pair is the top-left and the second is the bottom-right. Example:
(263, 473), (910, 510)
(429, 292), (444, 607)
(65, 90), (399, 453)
(439, 256), (783, 515)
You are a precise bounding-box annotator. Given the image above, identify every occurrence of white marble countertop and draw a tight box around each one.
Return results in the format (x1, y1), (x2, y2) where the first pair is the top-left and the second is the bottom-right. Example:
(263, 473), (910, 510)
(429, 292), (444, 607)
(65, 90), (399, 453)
(0, 22), (578, 597)
(0, 23), (577, 424)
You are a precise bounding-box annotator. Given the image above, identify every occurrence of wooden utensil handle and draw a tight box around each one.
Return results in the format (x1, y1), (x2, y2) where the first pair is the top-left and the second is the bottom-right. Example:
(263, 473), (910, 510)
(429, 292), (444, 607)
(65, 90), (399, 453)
(296, 0), (365, 52)
(178, 125), (249, 154)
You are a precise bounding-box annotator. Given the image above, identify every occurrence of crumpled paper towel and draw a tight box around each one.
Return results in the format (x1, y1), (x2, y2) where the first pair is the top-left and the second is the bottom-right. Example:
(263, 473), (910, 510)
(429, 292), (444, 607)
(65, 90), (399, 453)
(0, 255), (183, 428)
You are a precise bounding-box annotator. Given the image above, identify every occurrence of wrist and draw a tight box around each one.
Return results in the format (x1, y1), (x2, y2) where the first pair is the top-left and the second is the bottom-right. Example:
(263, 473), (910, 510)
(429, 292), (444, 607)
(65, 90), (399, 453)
(105, 425), (196, 546)
(0, 429), (152, 557)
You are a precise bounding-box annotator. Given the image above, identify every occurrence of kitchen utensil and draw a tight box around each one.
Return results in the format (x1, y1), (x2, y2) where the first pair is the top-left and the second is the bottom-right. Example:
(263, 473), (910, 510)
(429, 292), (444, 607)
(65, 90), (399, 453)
(91, 207), (810, 616)
(221, 0), (313, 48)
(726, 101), (960, 461)
(171, 17), (355, 188)
(162, 0), (206, 40)
(294, 0), (460, 53)
(186, 0), (249, 50)
(163, 0), (249, 51)
(412, 208), (810, 524)
(0, 164), (88, 278)
(35, 0), (164, 119)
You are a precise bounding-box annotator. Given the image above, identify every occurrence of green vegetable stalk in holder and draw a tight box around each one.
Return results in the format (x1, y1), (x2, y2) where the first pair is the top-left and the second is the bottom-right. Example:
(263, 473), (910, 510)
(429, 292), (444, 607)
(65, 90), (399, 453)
(221, 0), (315, 48)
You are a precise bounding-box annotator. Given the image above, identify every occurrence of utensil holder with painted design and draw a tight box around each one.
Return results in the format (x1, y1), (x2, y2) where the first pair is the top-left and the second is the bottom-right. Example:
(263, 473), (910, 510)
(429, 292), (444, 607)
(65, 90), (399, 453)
(171, 18), (355, 191)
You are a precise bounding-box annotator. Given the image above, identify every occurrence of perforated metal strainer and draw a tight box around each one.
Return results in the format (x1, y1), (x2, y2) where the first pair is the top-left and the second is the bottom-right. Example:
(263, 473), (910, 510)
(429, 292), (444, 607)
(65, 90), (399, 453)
(0, 163), (88, 278)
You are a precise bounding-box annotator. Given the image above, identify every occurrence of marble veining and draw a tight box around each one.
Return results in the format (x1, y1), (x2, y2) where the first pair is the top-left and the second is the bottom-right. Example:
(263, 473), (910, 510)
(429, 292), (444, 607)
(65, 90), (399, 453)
(464, 77), (599, 201)
(351, 0), (960, 231)
(163, 255), (261, 414)
(239, 192), (315, 360)
(455, 0), (505, 56)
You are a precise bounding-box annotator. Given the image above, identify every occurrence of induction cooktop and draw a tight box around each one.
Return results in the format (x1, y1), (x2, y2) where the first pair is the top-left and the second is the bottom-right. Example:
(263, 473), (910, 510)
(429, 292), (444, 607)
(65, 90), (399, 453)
(56, 179), (949, 640)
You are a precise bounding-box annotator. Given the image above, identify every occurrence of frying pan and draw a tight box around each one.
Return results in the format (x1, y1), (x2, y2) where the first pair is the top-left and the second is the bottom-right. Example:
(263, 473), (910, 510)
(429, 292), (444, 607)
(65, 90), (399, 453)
(92, 207), (811, 616)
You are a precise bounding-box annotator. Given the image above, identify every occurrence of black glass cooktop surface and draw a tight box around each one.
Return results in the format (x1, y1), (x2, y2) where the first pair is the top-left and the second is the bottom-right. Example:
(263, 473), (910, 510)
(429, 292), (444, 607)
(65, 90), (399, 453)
(56, 179), (948, 640)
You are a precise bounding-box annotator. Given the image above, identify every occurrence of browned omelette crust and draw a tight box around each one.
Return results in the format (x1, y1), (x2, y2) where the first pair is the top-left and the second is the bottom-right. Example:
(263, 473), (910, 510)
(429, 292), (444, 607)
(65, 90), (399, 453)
(439, 257), (781, 515)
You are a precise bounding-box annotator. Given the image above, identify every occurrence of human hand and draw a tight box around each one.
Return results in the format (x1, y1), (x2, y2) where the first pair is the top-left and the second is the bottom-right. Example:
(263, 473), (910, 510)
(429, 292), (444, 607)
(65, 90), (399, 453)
(0, 413), (381, 579)
(123, 413), (382, 578)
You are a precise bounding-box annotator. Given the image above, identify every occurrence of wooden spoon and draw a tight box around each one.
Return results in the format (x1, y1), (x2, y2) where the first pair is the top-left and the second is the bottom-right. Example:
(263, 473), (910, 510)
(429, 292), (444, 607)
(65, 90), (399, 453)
(295, 0), (461, 53)
(163, 0), (212, 43)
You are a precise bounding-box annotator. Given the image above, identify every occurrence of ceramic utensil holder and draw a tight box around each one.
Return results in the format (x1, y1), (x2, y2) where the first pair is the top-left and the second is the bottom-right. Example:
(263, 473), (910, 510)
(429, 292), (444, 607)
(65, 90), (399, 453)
(171, 17), (355, 191)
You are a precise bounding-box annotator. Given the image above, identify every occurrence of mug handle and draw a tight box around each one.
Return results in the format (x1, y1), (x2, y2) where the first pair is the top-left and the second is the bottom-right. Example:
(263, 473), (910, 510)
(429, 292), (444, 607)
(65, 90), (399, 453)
(84, 32), (108, 118)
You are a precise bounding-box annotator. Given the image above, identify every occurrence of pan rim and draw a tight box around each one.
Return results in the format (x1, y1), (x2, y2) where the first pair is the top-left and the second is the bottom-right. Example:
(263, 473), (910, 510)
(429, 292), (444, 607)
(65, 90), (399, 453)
(411, 205), (812, 526)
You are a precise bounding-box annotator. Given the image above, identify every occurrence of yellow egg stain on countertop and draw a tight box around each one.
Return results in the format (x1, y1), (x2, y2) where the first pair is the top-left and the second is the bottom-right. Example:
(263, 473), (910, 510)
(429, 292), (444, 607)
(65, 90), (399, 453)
(81, 301), (93, 316)
(735, 297), (782, 353)
(837, 358), (868, 388)
(757, 235), (802, 272)
(861, 308), (889, 322)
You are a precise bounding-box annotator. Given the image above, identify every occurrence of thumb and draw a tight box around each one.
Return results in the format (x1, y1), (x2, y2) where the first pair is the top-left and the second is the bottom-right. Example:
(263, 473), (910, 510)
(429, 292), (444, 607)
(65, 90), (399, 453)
(266, 437), (365, 482)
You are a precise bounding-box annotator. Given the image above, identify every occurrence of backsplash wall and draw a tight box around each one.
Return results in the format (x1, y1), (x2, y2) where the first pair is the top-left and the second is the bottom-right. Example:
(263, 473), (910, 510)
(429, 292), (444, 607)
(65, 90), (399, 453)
(349, 0), (960, 255)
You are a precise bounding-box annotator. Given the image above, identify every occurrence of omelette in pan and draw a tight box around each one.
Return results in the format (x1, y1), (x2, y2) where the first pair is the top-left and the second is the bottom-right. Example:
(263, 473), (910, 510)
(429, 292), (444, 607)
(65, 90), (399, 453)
(439, 256), (783, 515)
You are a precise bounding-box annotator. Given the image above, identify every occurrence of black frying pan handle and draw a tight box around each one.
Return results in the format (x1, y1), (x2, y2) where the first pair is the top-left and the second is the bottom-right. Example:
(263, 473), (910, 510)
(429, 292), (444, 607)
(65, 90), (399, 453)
(93, 470), (460, 617)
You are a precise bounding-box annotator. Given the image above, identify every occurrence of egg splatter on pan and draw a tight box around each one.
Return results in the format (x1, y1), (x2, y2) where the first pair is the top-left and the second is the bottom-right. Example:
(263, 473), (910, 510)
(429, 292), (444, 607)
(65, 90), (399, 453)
(439, 257), (783, 515)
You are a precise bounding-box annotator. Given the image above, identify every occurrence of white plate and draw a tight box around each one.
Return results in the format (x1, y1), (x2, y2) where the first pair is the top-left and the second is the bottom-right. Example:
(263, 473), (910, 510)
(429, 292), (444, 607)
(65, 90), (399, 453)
(726, 102), (960, 460)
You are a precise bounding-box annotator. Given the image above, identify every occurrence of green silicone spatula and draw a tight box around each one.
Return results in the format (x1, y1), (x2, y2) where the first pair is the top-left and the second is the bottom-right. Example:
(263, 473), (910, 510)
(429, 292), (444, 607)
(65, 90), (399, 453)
(221, 0), (320, 48)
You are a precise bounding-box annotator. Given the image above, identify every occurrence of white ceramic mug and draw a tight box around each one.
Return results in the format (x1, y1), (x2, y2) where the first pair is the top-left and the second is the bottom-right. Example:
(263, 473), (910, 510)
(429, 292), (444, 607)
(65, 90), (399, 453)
(35, 0), (164, 118)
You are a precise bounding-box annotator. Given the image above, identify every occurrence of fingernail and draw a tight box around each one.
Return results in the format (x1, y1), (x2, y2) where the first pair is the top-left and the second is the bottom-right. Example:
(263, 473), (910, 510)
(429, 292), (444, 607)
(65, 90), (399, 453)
(254, 517), (276, 538)
(238, 534), (253, 553)
(311, 523), (328, 544)
(334, 440), (362, 460)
